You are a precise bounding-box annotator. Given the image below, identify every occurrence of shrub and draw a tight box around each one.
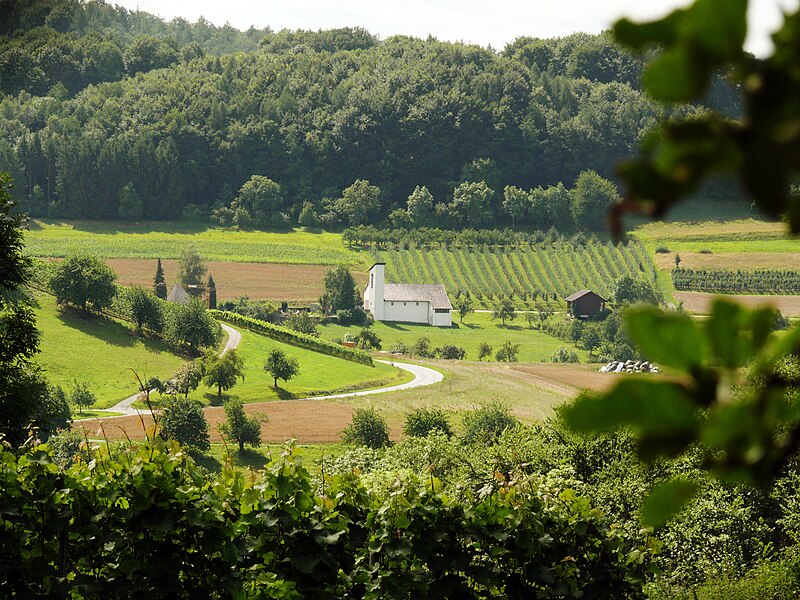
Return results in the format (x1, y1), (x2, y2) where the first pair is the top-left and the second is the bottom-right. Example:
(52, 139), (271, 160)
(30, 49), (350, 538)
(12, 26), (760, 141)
(353, 328), (382, 350)
(461, 402), (519, 446)
(211, 311), (372, 366)
(410, 336), (433, 358)
(342, 407), (390, 449)
(655, 246), (671, 253)
(282, 311), (319, 337)
(404, 408), (453, 438)
(477, 342), (493, 361)
(775, 311), (791, 331)
(495, 341), (520, 362)
(434, 344), (466, 360)
(550, 347), (580, 363)
(47, 429), (88, 468)
(389, 340), (409, 354)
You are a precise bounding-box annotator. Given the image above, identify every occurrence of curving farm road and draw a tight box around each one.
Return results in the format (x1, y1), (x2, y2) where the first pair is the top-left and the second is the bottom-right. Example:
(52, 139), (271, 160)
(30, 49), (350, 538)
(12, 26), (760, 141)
(99, 323), (244, 416)
(93, 325), (442, 418)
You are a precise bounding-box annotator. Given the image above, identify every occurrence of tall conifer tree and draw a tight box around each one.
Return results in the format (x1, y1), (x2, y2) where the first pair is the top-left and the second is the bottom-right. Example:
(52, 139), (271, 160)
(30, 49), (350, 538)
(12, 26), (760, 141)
(207, 274), (216, 309)
(153, 258), (167, 299)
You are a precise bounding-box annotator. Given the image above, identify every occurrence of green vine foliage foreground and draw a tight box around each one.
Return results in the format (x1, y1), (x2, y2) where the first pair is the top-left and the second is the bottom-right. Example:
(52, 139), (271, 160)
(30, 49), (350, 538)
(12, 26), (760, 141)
(0, 438), (645, 599)
(562, 0), (800, 526)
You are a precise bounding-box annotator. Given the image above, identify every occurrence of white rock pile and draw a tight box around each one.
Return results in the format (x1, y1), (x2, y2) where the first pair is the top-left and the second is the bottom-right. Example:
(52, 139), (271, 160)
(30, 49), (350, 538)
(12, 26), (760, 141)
(599, 360), (659, 374)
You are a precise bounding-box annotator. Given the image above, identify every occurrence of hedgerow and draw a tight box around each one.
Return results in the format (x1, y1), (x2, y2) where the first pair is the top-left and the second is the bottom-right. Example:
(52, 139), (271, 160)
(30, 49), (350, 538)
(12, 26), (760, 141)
(210, 309), (373, 366)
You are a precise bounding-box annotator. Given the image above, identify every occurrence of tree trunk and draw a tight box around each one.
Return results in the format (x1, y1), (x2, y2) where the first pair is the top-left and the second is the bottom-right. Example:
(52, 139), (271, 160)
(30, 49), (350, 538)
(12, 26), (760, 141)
(218, 384), (222, 400)
(274, 377), (278, 387)
(239, 439), (244, 452)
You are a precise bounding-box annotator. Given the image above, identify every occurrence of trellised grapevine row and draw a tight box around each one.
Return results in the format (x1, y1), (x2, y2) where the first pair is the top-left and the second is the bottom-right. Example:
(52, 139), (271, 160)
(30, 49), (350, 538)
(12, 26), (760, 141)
(672, 268), (800, 294)
(369, 239), (653, 304)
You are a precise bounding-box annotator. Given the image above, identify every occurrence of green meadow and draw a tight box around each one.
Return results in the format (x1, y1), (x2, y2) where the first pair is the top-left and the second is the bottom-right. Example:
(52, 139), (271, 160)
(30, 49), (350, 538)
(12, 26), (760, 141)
(25, 220), (362, 266)
(221, 327), (409, 404)
(319, 312), (589, 363)
(33, 292), (186, 408)
(633, 219), (795, 254)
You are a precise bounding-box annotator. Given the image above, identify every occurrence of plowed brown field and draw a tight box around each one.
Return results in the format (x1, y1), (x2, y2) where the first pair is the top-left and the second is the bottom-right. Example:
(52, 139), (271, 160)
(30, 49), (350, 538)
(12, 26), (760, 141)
(76, 399), (359, 444)
(106, 258), (367, 302)
(675, 291), (800, 316)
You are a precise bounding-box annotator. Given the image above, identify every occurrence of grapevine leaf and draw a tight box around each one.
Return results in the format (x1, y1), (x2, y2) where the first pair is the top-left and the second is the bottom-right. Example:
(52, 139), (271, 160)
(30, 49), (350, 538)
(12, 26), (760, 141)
(625, 306), (707, 371)
(641, 479), (699, 528)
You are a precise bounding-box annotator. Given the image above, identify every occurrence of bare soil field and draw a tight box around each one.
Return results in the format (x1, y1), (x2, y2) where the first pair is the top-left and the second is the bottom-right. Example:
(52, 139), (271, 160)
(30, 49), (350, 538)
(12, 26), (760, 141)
(675, 291), (800, 316)
(654, 252), (800, 271)
(106, 258), (368, 302)
(77, 399), (358, 444)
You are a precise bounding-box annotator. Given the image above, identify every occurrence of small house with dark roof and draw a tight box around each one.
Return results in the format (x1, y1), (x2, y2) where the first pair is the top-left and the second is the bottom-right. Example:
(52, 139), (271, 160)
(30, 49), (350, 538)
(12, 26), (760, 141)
(364, 263), (452, 327)
(565, 290), (606, 319)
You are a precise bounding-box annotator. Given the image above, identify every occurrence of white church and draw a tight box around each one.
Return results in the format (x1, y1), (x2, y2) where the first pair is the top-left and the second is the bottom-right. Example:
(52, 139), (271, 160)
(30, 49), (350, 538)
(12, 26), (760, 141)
(363, 263), (453, 327)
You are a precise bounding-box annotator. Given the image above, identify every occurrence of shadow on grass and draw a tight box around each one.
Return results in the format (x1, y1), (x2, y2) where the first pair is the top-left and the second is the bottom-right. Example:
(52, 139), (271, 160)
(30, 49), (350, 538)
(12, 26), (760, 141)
(192, 452), (223, 472)
(59, 219), (210, 236)
(56, 307), (137, 347)
(383, 322), (411, 331)
(273, 386), (296, 400)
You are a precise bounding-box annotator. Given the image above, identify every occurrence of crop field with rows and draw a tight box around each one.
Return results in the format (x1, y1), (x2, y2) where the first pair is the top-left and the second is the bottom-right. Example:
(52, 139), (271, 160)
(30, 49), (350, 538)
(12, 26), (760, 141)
(369, 239), (655, 304)
(672, 268), (800, 294)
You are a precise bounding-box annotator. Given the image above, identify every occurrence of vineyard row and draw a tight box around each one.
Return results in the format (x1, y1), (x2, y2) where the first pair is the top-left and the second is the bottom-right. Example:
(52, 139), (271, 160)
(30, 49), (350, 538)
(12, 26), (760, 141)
(369, 240), (655, 304)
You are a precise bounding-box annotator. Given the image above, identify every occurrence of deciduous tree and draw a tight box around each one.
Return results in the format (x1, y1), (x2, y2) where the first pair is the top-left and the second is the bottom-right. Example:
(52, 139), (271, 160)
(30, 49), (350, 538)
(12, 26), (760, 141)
(160, 396), (210, 451)
(178, 245), (207, 287)
(263, 348), (299, 388)
(219, 398), (264, 452)
(50, 253), (117, 312)
(203, 350), (245, 400)
(491, 297), (516, 326)
(125, 286), (164, 333)
(319, 265), (359, 314)
(569, 170), (620, 231)
(165, 298), (221, 354)
(69, 381), (96, 415)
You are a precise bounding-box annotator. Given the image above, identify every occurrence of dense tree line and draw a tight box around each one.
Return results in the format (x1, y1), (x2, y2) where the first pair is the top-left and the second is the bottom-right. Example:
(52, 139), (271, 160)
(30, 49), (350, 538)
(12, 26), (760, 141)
(0, 1), (741, 226)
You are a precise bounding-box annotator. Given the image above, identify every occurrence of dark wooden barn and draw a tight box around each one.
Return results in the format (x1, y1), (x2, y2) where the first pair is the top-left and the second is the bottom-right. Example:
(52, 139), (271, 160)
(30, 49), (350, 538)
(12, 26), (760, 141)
(565, 290), (606, 319)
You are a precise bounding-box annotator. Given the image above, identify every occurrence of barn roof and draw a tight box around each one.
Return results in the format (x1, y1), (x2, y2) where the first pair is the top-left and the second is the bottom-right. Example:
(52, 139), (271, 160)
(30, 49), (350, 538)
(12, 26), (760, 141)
(564, 289), (606, 302)
(384, 283), (452, 310)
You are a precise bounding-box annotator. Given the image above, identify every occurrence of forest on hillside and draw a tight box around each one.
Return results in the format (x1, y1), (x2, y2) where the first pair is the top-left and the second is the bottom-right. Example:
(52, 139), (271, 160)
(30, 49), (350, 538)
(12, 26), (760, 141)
(0, 0), (742, 226)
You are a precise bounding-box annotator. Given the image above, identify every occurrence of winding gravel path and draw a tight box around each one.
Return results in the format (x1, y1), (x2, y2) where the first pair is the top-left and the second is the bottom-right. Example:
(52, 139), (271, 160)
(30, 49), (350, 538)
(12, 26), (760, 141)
(92, 325), (442, 418)
(98, 323), (243, 416)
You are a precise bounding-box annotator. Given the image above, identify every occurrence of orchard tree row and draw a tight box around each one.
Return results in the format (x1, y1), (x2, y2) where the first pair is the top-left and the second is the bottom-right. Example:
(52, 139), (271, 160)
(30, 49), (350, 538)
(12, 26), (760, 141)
(672, 268), (800, 295)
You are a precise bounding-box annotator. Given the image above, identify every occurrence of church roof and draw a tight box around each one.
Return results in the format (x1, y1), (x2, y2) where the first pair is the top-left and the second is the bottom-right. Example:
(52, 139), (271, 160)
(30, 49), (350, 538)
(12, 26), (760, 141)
(384, 283), (452, 310)
(167, 282), (191, 304)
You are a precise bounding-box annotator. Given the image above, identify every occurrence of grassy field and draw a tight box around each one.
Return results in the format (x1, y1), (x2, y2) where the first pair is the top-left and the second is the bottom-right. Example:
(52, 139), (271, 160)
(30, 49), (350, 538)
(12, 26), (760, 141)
(634, 219), (797, 254)
(34, 292), (186, 408)
(318, 312), (589, 363)
(369, 239), (656, 304)
(227, 327), (409, 403)
(25, 220), (362, 266)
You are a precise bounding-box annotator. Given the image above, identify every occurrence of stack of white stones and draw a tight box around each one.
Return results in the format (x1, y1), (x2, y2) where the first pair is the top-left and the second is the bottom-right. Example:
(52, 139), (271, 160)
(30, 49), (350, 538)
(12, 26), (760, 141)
(599, 360), (659, 374)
